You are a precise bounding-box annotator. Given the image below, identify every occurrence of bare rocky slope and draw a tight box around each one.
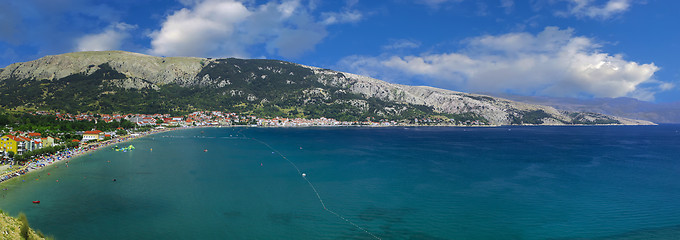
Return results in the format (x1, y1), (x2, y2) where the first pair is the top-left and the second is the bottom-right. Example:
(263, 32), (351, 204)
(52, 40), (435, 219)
(0, 51), (653, 125)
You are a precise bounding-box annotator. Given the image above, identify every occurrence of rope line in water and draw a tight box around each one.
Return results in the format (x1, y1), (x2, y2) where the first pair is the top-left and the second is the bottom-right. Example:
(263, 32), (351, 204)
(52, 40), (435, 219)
(302, 175), (382, 240)
(240, 131), (381, 240)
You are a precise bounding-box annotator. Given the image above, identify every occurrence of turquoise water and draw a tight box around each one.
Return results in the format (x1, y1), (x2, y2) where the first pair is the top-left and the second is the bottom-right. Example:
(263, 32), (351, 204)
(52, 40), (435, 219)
(1, 126), (680, 239)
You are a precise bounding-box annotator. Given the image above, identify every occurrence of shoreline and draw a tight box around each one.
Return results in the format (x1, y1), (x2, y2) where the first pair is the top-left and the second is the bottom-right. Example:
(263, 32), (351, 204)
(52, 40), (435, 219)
(0, 126), (189, 185)
(228, 122), (659, 128)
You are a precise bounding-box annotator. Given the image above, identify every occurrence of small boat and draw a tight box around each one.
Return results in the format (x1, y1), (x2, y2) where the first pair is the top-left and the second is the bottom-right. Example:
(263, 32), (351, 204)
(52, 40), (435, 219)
(32, 201), (40, 204)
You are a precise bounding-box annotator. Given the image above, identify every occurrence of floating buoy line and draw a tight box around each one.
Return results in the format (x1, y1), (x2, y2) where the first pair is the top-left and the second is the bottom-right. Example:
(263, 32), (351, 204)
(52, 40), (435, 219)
(235, 130), (382, 240)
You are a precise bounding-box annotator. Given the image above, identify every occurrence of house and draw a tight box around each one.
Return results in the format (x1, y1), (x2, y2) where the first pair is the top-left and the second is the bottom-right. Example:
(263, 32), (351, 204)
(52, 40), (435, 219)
(41, 137), (55, 148)
(0, 135), (34, 155)
(21, 136), (38, 152)
(129, 116), (157, 126)
(1, 135), (19, 156)
(33, 139), (42, 149)
(82, 130), (105, 142)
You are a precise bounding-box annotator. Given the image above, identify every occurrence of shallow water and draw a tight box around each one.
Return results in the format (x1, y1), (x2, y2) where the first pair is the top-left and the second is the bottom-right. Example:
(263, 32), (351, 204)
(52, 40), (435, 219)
(1, 126), (679, 239)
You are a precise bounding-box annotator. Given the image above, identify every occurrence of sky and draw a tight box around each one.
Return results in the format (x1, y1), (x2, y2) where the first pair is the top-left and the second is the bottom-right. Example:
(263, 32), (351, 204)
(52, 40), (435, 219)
(1, 0), (679, 103)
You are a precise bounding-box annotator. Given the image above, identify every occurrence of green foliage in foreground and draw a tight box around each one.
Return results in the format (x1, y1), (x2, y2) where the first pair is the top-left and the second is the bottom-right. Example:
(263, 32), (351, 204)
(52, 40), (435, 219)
(19, 213), (28, 240)
(0, 211), (52, 240)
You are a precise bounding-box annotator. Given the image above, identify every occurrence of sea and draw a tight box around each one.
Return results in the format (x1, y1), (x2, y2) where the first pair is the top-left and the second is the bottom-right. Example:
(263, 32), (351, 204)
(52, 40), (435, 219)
(1, 126), (680, 240)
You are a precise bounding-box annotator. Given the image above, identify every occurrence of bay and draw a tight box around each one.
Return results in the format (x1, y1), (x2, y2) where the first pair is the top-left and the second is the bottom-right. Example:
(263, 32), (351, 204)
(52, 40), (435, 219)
(1, 126), (680, 239)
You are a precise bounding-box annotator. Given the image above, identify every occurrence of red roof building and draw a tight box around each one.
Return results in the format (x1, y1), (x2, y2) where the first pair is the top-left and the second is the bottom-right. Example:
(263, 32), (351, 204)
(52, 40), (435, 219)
(82, 130), (104, 142)
(28, 132), (42, 138)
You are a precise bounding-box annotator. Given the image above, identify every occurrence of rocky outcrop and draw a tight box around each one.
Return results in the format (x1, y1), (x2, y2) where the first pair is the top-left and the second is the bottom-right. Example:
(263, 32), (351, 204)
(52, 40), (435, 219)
(0, 51), (204, 86)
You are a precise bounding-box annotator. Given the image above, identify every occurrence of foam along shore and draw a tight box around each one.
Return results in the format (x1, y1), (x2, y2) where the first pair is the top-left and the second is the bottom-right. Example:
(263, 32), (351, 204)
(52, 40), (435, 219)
(0, 127), (185, 184)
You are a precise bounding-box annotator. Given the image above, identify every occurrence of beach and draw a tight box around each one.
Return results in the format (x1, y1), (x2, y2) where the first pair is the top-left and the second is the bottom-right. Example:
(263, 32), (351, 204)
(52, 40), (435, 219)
(0, 127), (188, 184)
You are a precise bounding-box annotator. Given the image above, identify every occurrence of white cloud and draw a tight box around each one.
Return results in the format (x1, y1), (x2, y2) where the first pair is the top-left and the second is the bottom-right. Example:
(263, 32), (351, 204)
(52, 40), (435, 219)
(417, 0), (464, 8)
(382, 39), (421, 50)
(321, 10), (362, 25)
(659, 82), (675, 91)
(76, 23), (137, 52)
(149, 0), (361, 58)
(560, 0), (633, 19)
(500, 0), (514, 13)
(320, 0), (363, 25)
(148, 0), (251, 57)
(416, 0), (632, 19)
(339, 27), (666, 101)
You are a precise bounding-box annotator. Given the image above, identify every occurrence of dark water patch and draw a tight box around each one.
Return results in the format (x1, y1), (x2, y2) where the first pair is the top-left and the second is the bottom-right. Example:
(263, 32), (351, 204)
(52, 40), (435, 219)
(359, 206), (416, 223)
(407, 232), (449, 240)
(70, 193), (162, 217)
(267, 212), (319, 225)
(337, 224), (447, 240)
(269, 212), (295, 225)
(552, 224), (680, 240)
(222, 211), (242, 218)
(599, 225), (680, 240)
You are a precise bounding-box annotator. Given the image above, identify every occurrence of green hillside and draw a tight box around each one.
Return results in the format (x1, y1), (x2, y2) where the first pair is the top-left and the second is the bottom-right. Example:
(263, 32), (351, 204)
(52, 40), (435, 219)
(0, 58), (461, 122)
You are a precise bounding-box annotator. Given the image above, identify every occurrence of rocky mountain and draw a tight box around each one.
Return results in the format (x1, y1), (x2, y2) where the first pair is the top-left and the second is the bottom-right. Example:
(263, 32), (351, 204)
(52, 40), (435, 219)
(487, 94), (680, 124)
(0, 51), (653, 125)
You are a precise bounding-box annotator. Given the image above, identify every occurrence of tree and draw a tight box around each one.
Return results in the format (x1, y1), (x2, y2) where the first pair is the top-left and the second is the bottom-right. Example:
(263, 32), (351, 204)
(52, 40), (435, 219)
(19, 212), (29, 240)
(14, 153), (25, 163)
(116, 129), (127, 136)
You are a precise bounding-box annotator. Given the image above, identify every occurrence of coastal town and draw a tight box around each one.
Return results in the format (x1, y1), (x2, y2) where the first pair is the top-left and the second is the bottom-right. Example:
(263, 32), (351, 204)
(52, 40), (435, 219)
(33, 110), (484, 127)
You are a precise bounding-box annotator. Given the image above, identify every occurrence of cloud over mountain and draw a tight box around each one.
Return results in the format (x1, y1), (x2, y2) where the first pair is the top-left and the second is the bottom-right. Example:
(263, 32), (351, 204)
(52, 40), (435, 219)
(76, 23), (137, 52)
(340, 27), (665, 101)
(149, 0), (359, 58)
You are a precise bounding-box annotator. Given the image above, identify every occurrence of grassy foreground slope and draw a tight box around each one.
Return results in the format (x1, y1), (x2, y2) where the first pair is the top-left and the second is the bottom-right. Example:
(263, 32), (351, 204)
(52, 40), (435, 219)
(0, 211), (49, 240)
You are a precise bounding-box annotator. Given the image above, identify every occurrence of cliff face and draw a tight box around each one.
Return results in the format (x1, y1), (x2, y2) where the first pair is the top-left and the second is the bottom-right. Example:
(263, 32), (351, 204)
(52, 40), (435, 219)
(307, 66), (652, 125)
(0, 51), (653, 125)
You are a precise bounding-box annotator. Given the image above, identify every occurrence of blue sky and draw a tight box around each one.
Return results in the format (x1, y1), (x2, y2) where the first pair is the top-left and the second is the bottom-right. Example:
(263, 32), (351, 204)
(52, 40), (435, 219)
(1, 0), (678, 102)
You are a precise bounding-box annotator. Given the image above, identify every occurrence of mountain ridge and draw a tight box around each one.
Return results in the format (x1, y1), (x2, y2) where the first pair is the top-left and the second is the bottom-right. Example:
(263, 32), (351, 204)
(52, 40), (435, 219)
(487, 93), (680, 124)
(0, 51), (653, 125)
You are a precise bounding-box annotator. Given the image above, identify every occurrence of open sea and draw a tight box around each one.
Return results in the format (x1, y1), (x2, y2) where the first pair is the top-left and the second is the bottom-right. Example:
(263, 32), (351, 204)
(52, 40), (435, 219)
(1, 126), (680, 239)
